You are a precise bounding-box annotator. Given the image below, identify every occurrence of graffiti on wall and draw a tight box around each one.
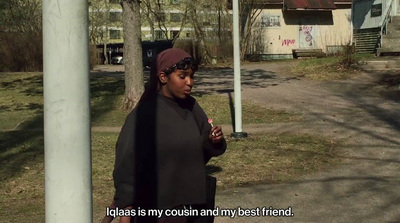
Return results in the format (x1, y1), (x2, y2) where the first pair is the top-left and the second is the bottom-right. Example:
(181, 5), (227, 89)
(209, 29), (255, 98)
(281, 39), (296, 46)
(299, 25), (315, 47)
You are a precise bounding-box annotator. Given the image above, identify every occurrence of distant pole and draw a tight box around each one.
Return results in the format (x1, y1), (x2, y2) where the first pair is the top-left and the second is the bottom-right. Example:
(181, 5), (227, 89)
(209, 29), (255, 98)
(350, 0), (354, 46)
(43, 0), (92, 222)
(232, 0), (247, 138)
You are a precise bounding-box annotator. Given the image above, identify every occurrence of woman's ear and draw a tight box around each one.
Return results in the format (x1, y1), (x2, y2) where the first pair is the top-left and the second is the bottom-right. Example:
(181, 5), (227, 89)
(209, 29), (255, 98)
(159, 72), (168, 84)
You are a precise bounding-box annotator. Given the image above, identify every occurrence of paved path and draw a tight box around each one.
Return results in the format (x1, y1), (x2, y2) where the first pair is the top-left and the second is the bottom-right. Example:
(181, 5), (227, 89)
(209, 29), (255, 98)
(198, 63), (400, 223)
(92, 62), (400, 222)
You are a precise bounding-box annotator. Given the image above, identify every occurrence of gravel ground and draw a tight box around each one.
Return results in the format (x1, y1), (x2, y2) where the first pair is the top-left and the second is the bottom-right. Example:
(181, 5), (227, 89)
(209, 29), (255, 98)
(198, 62), (400, 223)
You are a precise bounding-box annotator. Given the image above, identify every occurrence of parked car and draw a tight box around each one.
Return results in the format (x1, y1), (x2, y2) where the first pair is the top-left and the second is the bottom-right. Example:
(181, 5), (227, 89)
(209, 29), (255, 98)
(111, 55), (123, 65)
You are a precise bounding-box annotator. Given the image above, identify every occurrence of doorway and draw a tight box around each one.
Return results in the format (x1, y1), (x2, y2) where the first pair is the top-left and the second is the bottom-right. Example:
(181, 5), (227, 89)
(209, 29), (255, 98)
(298, 25), (317, 48)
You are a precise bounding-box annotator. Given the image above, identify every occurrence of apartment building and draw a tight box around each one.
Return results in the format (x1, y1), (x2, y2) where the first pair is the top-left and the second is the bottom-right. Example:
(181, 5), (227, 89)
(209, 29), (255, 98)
(89, 0), (230, 63)
(245, 0), (353, 60)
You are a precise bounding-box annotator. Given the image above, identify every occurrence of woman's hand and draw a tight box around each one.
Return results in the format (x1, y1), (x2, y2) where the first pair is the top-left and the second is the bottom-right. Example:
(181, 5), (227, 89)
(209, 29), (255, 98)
(209, 126), (224, 143)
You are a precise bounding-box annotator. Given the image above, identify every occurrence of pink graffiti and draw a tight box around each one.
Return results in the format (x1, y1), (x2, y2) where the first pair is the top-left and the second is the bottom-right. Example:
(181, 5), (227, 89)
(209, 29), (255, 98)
(282, 39), (296, 46)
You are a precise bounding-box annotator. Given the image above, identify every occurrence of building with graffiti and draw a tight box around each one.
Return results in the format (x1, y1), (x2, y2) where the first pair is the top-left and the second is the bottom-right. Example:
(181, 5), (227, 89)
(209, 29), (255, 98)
(246, 0), (352, 60)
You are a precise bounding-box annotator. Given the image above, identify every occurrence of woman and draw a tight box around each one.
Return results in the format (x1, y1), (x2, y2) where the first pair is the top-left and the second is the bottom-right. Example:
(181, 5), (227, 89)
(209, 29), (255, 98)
(109, 48), (226, 223)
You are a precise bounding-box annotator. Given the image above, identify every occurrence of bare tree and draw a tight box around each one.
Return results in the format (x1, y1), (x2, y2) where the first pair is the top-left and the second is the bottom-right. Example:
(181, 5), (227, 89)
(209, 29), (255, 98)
(141, 0), (189, 43)
(139, 0), (234, 64)
(121, 0), (144, 109)
(141, 0), (170, 41)
(186, 0), (214, 64)
(0, 0), (42, 71)
(140, 0), (156, 41)
(183, 0), (235, 64)
(207, 0), (233, 61)
(153, 0), (170, 41)
(89, 0), (112, 64)
(0, 0), (41, 33)
(140, 0), (171, 41)
(240, 0), (263, 60)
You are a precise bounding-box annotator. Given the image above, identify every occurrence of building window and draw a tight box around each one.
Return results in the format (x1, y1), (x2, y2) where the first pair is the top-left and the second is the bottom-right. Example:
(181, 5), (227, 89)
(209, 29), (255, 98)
(155, 30), (167, 40)
(155, 12), (166, 22)
(203, 21), (211, 26)
(170, 13), (181, 22)
(109, 12), (122, 22)
(110, 30), (121, 39)
(171, 0), (180, 5)
(261, 14), (281, 28)
(170, 30), (180, 39)
(203, 1), (211, 9)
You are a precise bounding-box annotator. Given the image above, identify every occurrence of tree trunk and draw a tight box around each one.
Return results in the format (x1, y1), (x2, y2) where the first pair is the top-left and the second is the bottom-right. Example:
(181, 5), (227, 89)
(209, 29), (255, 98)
(122, 0), (144, 110)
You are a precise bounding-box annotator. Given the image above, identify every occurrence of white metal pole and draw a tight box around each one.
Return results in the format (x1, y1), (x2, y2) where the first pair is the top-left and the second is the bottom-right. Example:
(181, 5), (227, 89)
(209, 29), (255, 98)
(43, 0), (92, 222)
(232, 0), (247, 138)
(350, 0), (354, 46)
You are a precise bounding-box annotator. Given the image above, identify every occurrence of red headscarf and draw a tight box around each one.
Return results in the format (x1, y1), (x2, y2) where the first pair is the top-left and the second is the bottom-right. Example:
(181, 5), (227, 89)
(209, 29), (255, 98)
(140, 48), (192, 103)
(151, 48), (192, 78)
(148, 48), (192, 91)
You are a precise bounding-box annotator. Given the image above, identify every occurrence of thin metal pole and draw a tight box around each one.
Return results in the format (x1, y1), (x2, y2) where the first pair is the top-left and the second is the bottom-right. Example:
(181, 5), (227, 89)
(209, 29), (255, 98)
(232, 0), (247, 138)
(43, 0), (92, 222)
(350, 0), (354, 46)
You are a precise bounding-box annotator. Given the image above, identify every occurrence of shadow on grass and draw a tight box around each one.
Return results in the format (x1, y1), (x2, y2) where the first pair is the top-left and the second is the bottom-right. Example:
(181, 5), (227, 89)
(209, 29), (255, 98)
(191, 67), (300, 97)
(0, 119), (44, 181)
(375, 72), (400, 102)
(264, 69), (400, 222)
(0, 72), (127, 182)
(0, 64), (301, 183)
(334, 71), (400, 143)
(1, 102), (42, 113)
(90, 74), (125, 124)
(0, 74), (45, 181)
(192, 67), (299, 132)
(1, 74), (43, 95)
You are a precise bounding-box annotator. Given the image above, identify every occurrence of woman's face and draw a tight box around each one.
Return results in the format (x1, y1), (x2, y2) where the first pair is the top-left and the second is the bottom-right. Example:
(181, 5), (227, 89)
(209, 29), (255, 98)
(160, 68), (195, 99)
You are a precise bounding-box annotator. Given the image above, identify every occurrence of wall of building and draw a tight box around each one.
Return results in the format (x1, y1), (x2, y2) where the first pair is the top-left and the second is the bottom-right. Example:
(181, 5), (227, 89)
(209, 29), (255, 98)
(250, 7), (352, 58)
(316, 9), (352, 52)
(352, 0), (397, 30)
(249, 9), (298, 57)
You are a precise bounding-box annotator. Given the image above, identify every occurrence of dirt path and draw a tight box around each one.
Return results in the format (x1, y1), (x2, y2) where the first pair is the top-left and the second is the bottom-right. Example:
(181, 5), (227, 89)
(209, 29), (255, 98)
(199, 62), (400, 223)
(91, 62), (400, 222)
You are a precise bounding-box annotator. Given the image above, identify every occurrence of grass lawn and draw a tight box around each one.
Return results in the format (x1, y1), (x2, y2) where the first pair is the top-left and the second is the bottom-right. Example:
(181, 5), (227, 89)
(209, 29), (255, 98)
(0, 72), (341, 222)
(90, 76), (302, 127)
(290, 53), (374, 80)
